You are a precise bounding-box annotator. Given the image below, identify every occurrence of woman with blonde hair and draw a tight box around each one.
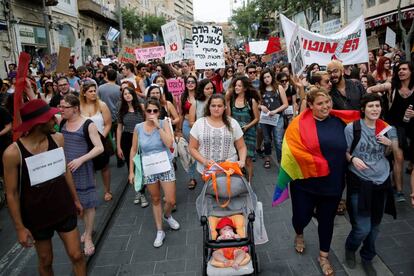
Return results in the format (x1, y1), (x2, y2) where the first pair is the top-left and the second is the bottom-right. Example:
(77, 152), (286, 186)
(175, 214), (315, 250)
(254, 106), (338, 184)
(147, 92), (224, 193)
(80, 81), (113, 202)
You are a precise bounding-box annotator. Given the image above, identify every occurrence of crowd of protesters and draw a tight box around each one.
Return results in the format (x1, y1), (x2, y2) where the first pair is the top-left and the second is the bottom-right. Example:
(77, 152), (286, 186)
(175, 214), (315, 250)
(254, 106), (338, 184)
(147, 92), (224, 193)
(0, 43), (413, 276)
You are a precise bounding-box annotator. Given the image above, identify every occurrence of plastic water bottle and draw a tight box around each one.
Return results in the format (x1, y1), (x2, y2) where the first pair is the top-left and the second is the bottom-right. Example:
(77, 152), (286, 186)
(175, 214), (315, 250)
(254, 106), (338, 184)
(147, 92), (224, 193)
(403, 105), (413, 122)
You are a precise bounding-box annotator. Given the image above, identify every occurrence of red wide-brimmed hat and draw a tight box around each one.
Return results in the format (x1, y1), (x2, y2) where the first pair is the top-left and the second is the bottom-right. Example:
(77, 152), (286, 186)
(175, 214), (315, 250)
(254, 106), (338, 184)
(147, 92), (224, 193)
(14, 99), (59, 132)
(216, 217), (234, 230)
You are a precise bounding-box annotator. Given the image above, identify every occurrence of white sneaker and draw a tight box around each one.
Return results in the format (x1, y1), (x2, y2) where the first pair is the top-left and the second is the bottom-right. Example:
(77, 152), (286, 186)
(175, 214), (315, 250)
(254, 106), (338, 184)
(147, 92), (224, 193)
(153, 230), (165, 248)
(140, 194), (149, 208)
(133, 192), (141, 205)
(163, 215), (180, 230)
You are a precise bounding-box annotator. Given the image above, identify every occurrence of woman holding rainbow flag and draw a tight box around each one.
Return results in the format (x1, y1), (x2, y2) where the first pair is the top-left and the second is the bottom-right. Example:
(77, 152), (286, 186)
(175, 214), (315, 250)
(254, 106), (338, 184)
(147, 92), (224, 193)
(272, 87), (360, 276)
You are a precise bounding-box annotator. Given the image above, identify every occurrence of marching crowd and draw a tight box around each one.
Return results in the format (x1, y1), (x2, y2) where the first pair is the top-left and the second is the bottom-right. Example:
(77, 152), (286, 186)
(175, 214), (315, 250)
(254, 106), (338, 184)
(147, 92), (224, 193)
(0, 44), (413, 276)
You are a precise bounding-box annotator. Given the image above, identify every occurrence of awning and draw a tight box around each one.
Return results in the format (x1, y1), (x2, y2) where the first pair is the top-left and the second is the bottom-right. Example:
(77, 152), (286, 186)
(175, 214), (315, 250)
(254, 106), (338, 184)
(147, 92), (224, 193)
(365, 6), (414, 29)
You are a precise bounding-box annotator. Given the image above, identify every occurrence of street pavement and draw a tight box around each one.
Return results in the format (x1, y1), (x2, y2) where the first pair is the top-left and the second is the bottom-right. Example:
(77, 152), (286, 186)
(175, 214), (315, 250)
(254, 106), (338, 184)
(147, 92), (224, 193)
(1, 156), (414, 275)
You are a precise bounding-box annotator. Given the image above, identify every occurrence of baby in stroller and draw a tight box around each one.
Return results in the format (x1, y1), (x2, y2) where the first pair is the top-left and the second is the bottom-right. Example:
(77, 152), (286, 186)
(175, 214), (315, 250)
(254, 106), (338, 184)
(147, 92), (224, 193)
(212, 217), (249, 270)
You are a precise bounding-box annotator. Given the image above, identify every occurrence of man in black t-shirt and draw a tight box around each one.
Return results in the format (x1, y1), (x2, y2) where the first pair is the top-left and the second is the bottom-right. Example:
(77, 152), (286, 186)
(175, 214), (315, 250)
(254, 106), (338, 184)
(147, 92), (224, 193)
(49, 77), (78, 107)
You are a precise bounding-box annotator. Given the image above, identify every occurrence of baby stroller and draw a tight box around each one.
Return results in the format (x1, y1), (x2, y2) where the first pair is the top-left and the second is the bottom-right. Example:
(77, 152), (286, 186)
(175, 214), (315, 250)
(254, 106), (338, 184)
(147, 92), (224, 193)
(196, 162), (260, 276)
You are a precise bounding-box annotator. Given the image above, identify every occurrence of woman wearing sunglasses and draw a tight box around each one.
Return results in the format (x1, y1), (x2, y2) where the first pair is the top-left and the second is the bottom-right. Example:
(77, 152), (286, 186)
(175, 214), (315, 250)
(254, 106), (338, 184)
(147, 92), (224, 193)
(128, 98), (179, 248)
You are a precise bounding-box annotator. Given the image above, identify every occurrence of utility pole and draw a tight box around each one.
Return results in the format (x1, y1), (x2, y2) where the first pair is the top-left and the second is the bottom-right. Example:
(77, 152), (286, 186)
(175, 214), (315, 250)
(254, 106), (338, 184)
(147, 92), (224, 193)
(117, 0), (123, 49)
(42, 0), (52, 54)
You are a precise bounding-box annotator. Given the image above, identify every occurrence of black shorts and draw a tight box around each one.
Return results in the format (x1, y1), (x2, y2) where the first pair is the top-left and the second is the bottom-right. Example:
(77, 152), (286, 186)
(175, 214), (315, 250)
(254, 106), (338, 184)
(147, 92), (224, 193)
(31, 215), (77, 241)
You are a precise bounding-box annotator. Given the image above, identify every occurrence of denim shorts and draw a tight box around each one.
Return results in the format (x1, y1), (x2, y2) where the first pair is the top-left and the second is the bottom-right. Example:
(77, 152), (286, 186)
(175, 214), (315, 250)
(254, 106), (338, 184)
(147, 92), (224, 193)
(144, 167), (176, 185)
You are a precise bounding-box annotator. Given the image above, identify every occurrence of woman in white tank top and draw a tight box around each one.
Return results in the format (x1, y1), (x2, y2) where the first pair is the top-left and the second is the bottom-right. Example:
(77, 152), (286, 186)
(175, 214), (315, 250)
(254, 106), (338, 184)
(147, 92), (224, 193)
(80, 82), (113, 202)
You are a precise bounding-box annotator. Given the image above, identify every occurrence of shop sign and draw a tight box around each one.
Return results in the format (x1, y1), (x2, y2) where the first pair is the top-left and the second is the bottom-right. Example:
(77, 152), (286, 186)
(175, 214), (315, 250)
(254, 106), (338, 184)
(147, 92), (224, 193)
(365, 8), (414, 29)
(19, 25), (35, 44)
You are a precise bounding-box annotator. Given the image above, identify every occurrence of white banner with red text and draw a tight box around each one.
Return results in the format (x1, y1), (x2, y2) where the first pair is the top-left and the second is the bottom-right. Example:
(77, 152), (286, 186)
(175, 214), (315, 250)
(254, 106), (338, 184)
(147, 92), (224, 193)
(280, 14), (368, 66)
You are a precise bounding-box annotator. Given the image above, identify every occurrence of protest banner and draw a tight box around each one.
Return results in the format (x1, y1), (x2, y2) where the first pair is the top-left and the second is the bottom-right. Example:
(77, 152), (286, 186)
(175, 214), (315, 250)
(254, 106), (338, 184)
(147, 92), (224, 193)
(289, 26), (306, 76)
(56, 46), (71, 74)
(280, 14), (368, 65)
(166, 78), (185, 97)
(385, 27), (396, 48)
(161, 20), (183, 64)
(192, 25), (225, 69)
(135, 46), (165, 61)
(42, 53), (58, 74)
(118, 45), (137, 64)
(184, 43), (194, 59)
(249, 41), (269, 54)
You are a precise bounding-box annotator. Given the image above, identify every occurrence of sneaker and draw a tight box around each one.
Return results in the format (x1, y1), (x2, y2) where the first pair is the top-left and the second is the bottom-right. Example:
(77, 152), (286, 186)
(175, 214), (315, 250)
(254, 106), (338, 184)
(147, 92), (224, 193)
(153, 230), (165, 248)
(395, 192), (406, 202)
(140, 194), (149, 208)
(163, 215), (180, 230)
(362, 260), (377, 276)
(133, 192), (141, 205)
(345, 249), (356, 269)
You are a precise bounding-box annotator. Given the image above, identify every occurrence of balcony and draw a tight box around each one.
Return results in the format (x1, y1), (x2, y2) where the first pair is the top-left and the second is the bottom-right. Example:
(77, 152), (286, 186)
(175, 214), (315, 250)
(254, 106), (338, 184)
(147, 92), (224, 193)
(78, 0), (118, 24)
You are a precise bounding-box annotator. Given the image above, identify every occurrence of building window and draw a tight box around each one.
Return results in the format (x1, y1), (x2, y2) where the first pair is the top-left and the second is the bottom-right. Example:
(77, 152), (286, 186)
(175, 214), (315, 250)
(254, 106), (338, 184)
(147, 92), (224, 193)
(366, 0), (376, 8)
(379, 0), (388, 3)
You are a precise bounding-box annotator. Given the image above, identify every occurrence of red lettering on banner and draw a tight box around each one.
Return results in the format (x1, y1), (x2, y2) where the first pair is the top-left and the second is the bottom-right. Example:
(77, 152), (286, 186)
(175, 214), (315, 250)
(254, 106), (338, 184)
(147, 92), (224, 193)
(342, 38), (359, 53)
(303, 39), (339, 53)
(324, 42), (338, 53)
(308, 41), (319, 51)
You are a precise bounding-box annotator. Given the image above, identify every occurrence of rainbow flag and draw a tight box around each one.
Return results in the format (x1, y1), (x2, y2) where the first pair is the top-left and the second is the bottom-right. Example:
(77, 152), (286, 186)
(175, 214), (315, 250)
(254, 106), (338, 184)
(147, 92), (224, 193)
(272, 109), (360, 206)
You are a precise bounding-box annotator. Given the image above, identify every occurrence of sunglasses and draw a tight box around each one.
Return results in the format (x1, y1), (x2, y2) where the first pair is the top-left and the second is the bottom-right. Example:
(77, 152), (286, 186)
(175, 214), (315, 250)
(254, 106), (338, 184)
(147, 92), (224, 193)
(146, 109), (159, 114)
(280, 79), (288, 83)
(186, 80), (196, 84)
(248, 71), (256, 74)
(227, 70), (234, 73)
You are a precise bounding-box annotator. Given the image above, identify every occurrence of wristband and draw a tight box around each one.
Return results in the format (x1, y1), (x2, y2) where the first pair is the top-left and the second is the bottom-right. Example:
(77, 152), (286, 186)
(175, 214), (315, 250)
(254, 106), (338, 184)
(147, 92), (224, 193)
(350, 156), (355, 163)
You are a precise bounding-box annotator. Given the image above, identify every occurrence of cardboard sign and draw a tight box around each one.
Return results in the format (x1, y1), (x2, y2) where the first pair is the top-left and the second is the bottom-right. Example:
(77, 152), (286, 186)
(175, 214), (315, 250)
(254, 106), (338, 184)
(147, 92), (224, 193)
(367, 35), (380, 51)
(161, 21), (183, 64)
(289, 26), (306, 76)
(166, 78), (185, 97)
(25, 147), (66, 186)
(249, 41), (269, 54)
(42, 53), (58, 74)
(118, 45), (137, 64)
(192, 25), (225, 69)
(135, 46), (166, 61)
(56, 47), (71, 74)
(281, 14), (369, 66)
(385, 27), (396, 48)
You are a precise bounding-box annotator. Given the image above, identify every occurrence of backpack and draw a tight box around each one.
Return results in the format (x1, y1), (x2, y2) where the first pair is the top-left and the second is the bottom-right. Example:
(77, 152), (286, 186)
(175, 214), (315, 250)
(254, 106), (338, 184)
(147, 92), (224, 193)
(60, 119), (109, 171)
(230, 97), (255, 120)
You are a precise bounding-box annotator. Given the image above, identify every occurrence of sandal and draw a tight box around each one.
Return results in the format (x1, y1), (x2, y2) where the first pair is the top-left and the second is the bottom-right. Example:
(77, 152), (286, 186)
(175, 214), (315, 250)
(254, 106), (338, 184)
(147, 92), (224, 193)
(104, 192), (113, 202)
(318, 255), (335, 276)
(187, 179), (197, 190)
(336, 199), (346, 215)
(294, 235), (305, 254)
(264, 160), (271, 169)
(84, 241), (95, 256)
(80, 232), (85, 243)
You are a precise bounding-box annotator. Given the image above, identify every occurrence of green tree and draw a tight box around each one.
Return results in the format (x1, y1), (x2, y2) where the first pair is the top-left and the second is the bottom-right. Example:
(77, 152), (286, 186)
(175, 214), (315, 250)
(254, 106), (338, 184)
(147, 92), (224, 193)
(121, 7), (143, 40)
(230, 2), (259, 39)
(143, 15), (166, 37)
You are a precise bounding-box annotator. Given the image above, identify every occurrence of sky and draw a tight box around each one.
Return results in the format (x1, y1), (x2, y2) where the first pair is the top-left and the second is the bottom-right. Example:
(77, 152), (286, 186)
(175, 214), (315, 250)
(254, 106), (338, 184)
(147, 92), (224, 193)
(193, 0), (242, 23)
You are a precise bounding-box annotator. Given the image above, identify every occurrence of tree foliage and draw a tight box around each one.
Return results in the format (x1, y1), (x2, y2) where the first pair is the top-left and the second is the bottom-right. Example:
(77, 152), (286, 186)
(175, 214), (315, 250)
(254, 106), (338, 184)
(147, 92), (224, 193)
(230, 2), (258, 39)
(121, 7), (143, 40)
(143, 15), (166, 36)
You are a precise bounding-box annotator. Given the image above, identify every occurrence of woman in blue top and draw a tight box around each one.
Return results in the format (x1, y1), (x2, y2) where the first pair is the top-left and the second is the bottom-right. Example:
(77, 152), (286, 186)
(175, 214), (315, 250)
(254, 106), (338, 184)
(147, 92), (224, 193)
(128, 98), (179, 248)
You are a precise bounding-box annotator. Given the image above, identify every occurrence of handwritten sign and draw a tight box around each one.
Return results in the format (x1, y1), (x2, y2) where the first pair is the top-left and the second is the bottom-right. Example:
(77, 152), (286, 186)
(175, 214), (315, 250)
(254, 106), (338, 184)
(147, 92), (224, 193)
(385, 27), (396, 48)
(118, 45), (137, 64)
(288, 26), (305, 76)
(259, 112), (280, 127)
(25, 147), (66, 186)
(184, 43), (194, 59)
(135, 46), (166, 61)
(162, 21), (183, 64)
(166, 78), (185, 97)
(42, 53), (58, 74)
(192, 25), (225, 69)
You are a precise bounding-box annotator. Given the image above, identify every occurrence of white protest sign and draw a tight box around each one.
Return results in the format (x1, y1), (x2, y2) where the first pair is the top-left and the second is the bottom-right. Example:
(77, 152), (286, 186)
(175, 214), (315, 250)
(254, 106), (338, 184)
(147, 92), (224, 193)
(184, 43), (194, 59)
(161, 21), (183, 64)
(385, 27), (396, 48)
(248, 41), (269, 54)
(142, 151), (171, 176)
(101, 58), (111, 66)
(280, 14), (368, 66)
(259, 112), (280, 127)
(289, 26), (306, 76)
(73, 39), (82, 68)
(192, 25), (225, 69)
(25, 147), (66, 186)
